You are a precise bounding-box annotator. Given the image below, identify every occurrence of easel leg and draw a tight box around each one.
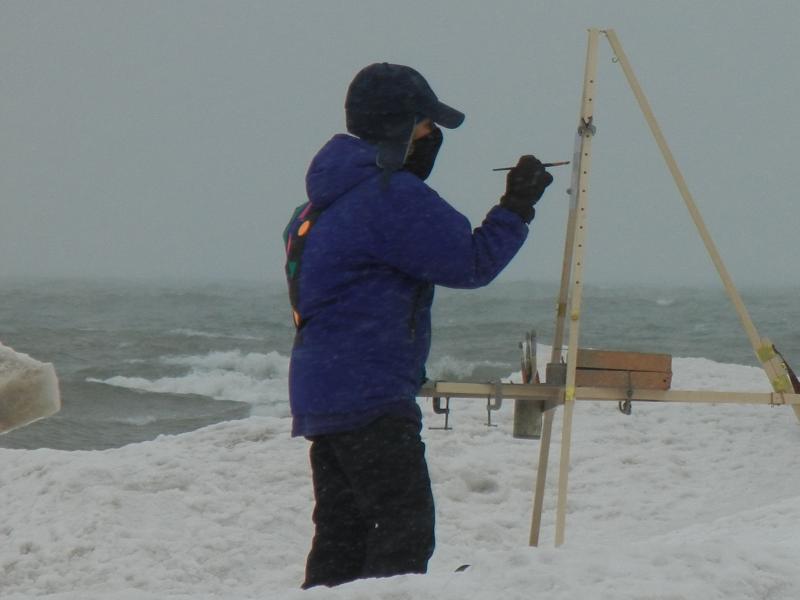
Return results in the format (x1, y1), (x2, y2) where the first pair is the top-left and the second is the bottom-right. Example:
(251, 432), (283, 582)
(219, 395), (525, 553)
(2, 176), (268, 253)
(528, 43), (591, 547)
(553, 27), (600, 546)
(554, 393), (576, 546)
(529, 406), (555, 545)
(528, 28), (600, 547)
(603, 29), (795, 408)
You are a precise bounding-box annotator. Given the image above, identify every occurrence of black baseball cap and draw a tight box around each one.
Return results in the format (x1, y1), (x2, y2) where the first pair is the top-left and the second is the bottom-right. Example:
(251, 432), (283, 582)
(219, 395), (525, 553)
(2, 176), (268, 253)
(345, 63), (465, 172)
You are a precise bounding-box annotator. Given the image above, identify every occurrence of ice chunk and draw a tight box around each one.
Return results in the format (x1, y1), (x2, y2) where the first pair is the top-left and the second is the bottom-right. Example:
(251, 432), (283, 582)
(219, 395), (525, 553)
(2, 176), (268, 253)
(0, 341), (60, 434)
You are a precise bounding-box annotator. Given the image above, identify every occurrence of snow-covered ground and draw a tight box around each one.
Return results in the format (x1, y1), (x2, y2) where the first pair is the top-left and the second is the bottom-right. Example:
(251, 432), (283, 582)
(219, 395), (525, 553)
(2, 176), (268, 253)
(3, 354), (800, 599)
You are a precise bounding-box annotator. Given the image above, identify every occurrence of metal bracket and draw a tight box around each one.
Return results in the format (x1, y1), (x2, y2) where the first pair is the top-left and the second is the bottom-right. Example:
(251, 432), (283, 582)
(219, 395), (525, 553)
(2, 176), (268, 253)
(770, 393), (785, 407)
(578, 116), (597, 136)
(619, 371), (633, 415)
(486, 381), (503, 427)
(430, 396), (452, 430)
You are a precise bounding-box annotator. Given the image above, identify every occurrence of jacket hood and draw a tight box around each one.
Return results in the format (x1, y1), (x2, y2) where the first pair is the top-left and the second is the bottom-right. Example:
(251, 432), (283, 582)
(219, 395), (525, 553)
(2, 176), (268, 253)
(306, 134), (380, 210)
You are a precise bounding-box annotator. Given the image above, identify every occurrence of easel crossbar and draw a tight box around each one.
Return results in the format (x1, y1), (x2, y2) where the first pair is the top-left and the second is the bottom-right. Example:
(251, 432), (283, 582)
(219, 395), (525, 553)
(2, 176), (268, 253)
(418, 382), (800, 405)
(577, 387), (799, 405)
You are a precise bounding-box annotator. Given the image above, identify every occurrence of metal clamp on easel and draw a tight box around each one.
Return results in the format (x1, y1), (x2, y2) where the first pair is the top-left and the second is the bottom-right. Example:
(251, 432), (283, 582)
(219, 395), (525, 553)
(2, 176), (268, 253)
(619, 371), (633, 415)
(578, 116), (596, 137)
(486, 381), (503, 427)
(430, 395), (452, 430)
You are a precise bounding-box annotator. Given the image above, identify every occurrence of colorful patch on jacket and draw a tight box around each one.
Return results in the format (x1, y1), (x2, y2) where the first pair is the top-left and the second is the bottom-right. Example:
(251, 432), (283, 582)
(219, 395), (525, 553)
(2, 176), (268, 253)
(284, 202), (322, 329)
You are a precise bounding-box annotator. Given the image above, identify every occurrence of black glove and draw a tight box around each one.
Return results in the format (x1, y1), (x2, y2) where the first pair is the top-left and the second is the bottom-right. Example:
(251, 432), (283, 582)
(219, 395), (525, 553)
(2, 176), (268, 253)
(404, 125), (443, 181)
(500, 155), (554, 224)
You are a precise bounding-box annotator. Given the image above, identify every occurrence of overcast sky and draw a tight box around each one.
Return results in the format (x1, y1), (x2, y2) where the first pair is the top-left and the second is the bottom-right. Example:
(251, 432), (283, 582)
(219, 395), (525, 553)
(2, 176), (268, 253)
(2, 0), (798, 287)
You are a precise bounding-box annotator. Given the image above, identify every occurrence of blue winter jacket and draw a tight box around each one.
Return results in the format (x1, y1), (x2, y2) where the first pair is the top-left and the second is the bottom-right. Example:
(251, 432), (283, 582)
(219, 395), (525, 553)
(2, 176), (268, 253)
(285, 134), (529, 437)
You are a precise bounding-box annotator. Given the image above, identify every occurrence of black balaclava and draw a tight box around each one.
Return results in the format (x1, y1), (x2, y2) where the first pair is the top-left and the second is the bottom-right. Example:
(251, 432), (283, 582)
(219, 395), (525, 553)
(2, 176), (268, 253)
(404, 124), (443, 181)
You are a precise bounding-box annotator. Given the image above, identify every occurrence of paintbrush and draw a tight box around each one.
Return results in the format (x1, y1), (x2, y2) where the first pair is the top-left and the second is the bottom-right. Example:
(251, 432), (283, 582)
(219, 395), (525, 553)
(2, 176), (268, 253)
(492, 160), (570, 171)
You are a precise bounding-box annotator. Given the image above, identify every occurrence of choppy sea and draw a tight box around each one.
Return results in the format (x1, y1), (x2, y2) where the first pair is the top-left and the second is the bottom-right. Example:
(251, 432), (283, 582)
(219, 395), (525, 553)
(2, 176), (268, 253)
(1, 277), (798, 450)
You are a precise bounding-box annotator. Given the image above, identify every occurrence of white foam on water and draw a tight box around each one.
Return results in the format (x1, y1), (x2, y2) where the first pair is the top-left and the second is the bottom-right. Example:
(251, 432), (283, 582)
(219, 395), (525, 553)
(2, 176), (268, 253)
(88, 350), (290, 416)
(426, 355), (510, 380)
(110, 415), (160, 426)
(169, 328), (263, 341)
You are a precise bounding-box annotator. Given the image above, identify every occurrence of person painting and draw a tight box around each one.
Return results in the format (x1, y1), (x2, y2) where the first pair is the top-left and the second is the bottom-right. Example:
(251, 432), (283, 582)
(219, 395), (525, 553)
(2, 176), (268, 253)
(283, 62), (553, 588)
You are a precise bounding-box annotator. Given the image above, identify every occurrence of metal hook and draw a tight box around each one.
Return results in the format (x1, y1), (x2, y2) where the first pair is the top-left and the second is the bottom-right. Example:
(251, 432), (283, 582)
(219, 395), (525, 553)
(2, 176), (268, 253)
(619, 372), (633, 415)
(486, 381), (503, 427)
(430, 397), (452, 430)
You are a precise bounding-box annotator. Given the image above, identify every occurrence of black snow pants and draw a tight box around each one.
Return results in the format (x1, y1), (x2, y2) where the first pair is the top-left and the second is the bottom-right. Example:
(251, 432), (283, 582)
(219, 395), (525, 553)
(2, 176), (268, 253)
(302, 414), (435, 588)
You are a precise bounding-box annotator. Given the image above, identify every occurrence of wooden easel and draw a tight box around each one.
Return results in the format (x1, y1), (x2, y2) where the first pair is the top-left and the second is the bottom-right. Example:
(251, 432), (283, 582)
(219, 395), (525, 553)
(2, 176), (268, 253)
(419, 27), (800, 547)
(535, 27), (800, 547)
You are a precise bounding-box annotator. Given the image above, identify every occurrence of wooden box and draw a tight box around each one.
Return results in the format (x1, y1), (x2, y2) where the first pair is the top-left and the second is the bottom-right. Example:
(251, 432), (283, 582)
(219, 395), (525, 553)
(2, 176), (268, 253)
(547, 349), (672, 390)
